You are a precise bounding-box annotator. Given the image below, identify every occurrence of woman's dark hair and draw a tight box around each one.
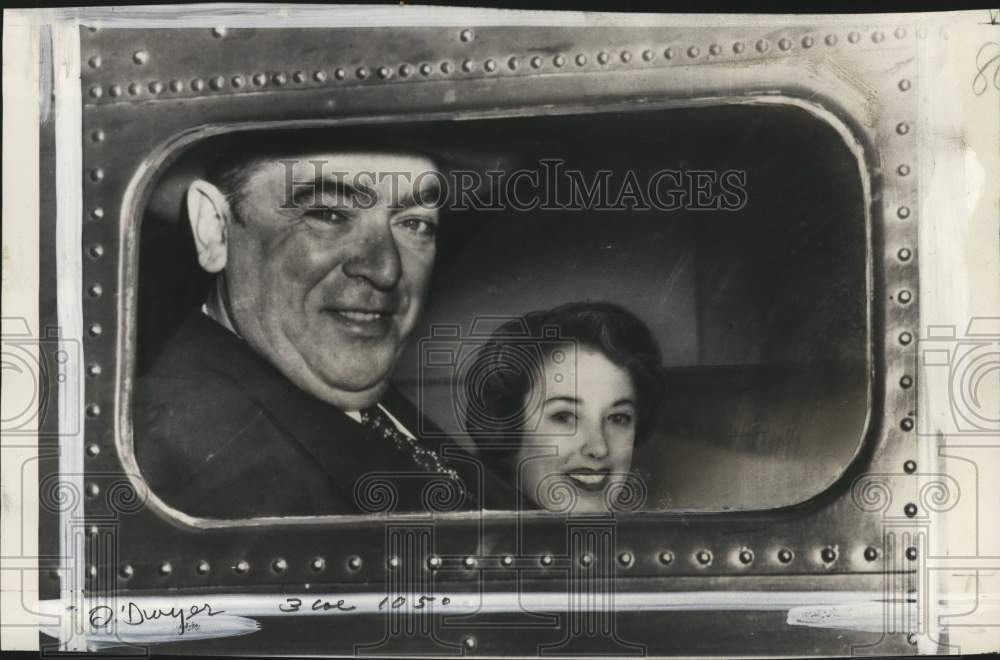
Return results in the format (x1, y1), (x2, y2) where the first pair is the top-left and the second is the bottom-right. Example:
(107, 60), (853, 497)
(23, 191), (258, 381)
(463, 301), (665, 454)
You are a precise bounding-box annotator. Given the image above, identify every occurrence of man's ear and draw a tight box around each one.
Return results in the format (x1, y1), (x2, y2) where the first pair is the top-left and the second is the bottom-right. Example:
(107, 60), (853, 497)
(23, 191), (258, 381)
(186, 179), (232, 274)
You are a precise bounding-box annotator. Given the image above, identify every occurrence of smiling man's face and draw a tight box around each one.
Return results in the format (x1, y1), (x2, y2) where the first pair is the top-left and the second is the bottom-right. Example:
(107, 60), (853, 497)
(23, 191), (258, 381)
(215, 152), (441, 409)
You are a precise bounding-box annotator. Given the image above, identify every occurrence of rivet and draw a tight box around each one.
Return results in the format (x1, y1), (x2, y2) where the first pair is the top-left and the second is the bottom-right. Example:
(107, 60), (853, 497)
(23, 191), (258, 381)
(664, 47), (675, 60)
(897, 206), (911, 219)
(204, 76), (221, 91)
(755, 39), (769, 53)
(88, 323), (103, 337)
(897, 164), (911, 176)
(377, 66), (391, 79)
(420, 63), (432, 76)
(554, 54), (566, 67)
(90, 168), (104, 182)
(440, 61), (452, 74)
(905, 546), (918, 561)
(159, 562), (172, 576)
(508, 56), (518, 70)
(895, 27), (908, 39)
(292, 70), (306, 83)
(87, 443), (100, 457)
(190, 78), (205, 92)
(658, 550), (674, 565)
(778, 37), (792, 51)
(272, 558), (287, 573)
(231, 75), (245, 89)
(388, 556), (400, 569)
(802, 36), (815, 48)
(87, 525), (99, 537)
(90, 130), (105, 143)
(310, 557), (325, 572)
(900, 417), (914, 431)
(234, 559), (250, 574)
(196, 560), (210, 575)
(398, 64), (411, 77)
(463, 556), (478, 569)
(88, 55), (102, 69)
(86, 403), (100, 418)
(904, 502), (918, 517)
(460, 28), (473, 43)
(904, 460), (917, 473)
(687, 46), (700, 58)
(461, 59), (475, 72)
(820, 546), (837, 563)
(108, 85), (122, 98)
(897, 122), (910, 135)
(87, 284), (102, 299)
(484, 59), (496, 72)
(530, 55), (543, 69)
(252, 72), (267, 86)
(428, 555), (442, 569)
(898, 290), (912, 304)
(738, 548), (754, 565)
(708, 44), (721, 56)
(149, 80), (165, 94)
(211, 26), (228, 38)
(463, 636), (477, 650)
(825, 34), (838, 46)
(778, 548), (794, 563)
(273, 72), (287, 86)
(899, 331), (913, 346)
(88, 564), (97, 578)
(119, 564), (134, 579)
(873, 31), (885, 43)
(643, 49), (655, 61)
(347, 556), (362, 570)
(88, 86), (102, 99)
(86, 363), (102, 378)
(848, 31), (861, 43)
(620, 50), (632, 63)
(575, 53), (587, 66)
(501, 555), (514, 567)
(335, 68), (347, 80)
(695, 550), (712, 566)
(88, 243), (104, 259)
(169, 79), (183, 92)
(597, 51), (609, 64)
(540, 554), (554, 567)
(618, 551), (634, 566)
(864, 546), (879, 561)
(733, 42), (745, 54)
(900, 374), (914, 388)
(132, 49), (149, 65)
(580, 553), (593, 567)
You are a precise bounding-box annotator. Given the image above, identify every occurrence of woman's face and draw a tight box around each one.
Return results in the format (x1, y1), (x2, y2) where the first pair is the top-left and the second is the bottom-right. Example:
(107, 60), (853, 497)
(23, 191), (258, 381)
(515, 346), (637, 514)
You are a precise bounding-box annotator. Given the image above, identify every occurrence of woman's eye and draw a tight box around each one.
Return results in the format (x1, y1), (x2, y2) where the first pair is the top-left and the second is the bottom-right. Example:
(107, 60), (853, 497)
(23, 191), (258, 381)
(608, 412), (634, 426)
(549, 411), (576, 424)
(395, 217), (438, 239)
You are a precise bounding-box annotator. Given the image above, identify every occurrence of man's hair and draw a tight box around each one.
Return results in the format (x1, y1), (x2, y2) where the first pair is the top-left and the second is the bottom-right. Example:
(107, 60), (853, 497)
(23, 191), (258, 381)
(463, 301), (666, 449)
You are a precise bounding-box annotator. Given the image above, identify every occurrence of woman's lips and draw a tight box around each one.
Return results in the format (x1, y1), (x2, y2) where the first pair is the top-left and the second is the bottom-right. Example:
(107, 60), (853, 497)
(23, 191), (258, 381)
(565, 469), (610, 492)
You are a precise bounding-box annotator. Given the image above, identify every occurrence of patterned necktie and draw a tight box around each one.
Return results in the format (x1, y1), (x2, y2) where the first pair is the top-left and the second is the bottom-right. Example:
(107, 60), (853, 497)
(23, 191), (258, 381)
(359, 406), (470, 501)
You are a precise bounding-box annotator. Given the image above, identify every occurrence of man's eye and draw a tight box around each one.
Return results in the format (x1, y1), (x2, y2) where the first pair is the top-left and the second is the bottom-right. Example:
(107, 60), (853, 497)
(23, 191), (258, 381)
(303, 207), (347, 224)
(608, 412), (634, 426)
(395, 217), (438, 239)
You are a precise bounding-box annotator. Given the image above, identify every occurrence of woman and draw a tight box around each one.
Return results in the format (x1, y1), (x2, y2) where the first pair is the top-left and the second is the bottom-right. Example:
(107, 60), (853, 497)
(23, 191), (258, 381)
(464, 302), (664, 513)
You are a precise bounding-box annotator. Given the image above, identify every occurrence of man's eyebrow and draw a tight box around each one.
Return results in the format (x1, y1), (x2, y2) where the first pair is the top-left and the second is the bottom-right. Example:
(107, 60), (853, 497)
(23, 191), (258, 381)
(543, 396), (581, 406)
(390, 177), (442, 211)
(291, 177), (376, 207)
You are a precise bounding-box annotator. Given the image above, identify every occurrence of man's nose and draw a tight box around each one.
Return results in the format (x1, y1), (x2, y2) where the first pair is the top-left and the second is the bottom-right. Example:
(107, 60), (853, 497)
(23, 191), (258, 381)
(342, 217), (402, 291)
(580, 425), (610, 460)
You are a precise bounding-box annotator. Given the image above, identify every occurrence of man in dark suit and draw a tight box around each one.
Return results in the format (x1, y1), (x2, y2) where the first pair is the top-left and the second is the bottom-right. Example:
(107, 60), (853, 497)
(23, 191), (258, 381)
(134, 146), (497, 518)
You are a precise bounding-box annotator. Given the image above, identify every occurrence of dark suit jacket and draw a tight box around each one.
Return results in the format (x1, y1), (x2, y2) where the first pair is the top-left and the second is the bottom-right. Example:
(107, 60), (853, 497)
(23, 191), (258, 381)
(133, 312), (506, 518)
